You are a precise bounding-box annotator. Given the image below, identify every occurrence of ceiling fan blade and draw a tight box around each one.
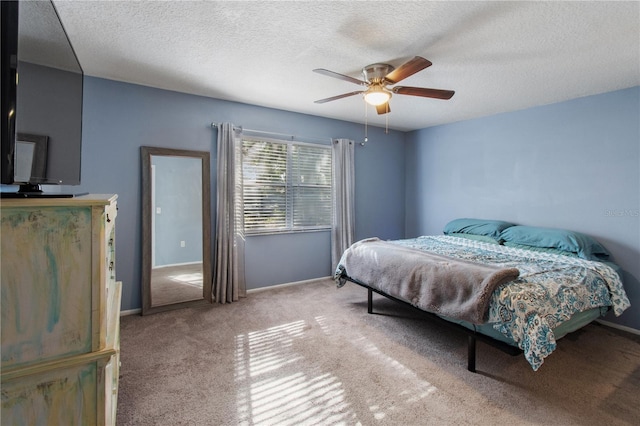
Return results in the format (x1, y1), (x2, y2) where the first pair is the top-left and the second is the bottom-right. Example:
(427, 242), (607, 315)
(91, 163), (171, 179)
(314, 91), (363, 104)
(375, 103), (390, 115)
(313, 68), (367, 86)
(392, 86), (455, 100)
(384, 56), (432, 84)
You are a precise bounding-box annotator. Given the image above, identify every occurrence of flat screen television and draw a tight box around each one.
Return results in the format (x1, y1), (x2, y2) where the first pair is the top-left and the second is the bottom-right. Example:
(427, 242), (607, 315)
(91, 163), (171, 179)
(1, 0), (84, 197)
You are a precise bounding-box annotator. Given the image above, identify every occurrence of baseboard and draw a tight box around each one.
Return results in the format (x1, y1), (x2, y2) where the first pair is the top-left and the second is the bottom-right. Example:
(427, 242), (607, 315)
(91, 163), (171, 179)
(121, 308), (142, 316)
(596, 319), (640, 336)
(247, 276), (333, 294)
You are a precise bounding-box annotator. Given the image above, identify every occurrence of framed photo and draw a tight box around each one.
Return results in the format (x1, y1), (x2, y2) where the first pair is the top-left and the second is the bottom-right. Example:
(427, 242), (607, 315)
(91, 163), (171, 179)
(14, 133), (48, 183)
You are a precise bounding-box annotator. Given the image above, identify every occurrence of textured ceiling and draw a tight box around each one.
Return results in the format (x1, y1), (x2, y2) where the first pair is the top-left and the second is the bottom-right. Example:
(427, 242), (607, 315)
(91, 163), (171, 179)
(53, 1), (640, 131)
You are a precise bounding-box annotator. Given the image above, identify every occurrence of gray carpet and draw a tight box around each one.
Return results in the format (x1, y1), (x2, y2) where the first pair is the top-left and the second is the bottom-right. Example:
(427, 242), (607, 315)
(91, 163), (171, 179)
(117, 278), (640, 425)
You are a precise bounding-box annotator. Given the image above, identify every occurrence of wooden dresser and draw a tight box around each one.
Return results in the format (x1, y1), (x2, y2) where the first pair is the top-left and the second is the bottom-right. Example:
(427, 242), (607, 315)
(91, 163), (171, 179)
(1, 194), (121, 425)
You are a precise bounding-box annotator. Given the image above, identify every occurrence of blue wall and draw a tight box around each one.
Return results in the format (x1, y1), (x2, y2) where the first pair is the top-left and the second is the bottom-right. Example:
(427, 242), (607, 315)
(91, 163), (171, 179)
(72, 77), (406, 311)
(405, 86), (640, 330)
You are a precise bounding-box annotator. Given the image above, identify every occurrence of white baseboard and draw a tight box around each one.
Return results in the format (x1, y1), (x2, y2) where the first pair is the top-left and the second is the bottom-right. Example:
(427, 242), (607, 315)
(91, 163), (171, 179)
(121, 308), (142, 316)
(596, 319), (640, 336)
(247, 276), (333, 294)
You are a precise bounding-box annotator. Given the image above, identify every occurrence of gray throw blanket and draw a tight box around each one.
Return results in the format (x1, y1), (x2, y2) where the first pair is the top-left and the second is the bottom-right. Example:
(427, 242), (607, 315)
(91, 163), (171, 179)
(335, 238), (520, 324)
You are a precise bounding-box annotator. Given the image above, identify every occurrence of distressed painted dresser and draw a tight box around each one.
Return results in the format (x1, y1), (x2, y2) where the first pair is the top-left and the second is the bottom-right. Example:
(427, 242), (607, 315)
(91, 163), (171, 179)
(1, 194), (121, 425)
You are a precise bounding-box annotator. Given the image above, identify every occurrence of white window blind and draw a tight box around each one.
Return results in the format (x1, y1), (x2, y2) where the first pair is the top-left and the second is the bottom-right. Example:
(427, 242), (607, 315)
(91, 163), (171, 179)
(242, 138), (332, 233)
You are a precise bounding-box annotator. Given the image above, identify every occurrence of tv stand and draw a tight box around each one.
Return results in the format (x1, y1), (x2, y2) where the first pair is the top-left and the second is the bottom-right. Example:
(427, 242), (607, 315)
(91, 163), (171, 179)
(0, 184), (87, 198)
(19, 183), (44, 193)
(1, 192), (75, 198)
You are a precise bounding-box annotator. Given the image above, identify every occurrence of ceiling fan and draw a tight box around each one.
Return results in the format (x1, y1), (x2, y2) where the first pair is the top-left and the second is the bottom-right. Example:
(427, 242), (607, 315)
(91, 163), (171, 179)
(313, 56), (454, 115)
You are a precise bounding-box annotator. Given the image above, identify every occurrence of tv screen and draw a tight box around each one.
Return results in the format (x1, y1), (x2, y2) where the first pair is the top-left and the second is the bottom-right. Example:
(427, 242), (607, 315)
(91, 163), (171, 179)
(1, 0), (83, 196)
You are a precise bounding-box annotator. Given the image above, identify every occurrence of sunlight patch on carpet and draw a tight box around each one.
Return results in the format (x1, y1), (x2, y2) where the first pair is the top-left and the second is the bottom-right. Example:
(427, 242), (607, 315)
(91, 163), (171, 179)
(361, 336), (439, 397)
(233, 315), (442, 425)
(234, 320), (354, 425)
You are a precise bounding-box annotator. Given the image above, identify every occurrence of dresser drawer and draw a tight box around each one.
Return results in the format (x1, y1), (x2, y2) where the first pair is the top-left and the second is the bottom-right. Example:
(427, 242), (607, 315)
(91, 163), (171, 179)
(1, 350), (117, 426)
(1, 196), (119, 368)
(1, 206), (93, 368)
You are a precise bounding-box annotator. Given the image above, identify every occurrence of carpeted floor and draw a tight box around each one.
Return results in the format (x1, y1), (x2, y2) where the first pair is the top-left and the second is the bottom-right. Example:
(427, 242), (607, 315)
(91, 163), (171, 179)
(117, 278), (640, 425)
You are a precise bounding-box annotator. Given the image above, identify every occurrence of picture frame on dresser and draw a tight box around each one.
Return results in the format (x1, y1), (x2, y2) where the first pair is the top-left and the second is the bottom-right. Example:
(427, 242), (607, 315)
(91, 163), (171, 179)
(13, 133), (48, 183)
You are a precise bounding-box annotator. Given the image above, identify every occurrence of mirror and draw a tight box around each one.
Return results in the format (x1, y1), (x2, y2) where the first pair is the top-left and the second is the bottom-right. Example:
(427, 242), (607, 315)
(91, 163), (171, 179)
(141, 146), (212, 315)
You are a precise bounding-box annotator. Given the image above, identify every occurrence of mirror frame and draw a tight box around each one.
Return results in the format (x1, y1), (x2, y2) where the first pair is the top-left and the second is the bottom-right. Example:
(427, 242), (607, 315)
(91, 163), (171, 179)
(141, 146), (212, 315)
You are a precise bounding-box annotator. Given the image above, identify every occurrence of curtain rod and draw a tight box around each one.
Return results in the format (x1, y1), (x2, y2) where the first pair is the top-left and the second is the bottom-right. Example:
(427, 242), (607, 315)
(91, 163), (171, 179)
(210, 122), (332, 145)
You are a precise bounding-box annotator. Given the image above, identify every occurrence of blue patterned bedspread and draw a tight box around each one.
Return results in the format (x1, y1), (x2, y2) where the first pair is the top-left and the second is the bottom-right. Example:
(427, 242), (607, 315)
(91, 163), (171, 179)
(377, 236), (630, 370)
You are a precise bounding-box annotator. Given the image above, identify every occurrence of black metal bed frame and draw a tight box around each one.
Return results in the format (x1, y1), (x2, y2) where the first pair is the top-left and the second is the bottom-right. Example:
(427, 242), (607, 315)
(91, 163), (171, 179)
(341, 273), (522, 372)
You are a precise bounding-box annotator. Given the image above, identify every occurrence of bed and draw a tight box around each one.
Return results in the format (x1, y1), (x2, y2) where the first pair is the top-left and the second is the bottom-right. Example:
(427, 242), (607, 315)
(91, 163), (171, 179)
(333, 219), (631, 371)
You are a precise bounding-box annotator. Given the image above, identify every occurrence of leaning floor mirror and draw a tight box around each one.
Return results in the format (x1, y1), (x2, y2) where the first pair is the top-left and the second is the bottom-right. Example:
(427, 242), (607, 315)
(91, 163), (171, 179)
(141, 146), (212, 315)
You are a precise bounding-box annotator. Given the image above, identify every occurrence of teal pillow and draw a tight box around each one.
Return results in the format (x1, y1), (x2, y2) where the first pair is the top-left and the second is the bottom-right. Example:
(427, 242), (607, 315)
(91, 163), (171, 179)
(503, 242), (579, 257)
(499, 226), (610, 261)
(448, 233), (501, 245)
(443, 218), (516, 239)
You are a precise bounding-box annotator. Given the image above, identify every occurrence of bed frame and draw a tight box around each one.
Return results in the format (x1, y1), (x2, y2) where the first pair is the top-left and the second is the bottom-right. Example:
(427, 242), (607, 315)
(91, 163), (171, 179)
(340, 273), (522, 372)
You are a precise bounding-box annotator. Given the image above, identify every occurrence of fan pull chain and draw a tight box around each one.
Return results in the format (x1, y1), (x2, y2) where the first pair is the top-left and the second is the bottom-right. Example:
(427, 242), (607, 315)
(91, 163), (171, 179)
(363, 100), (368, 146)
(385, 109), (389, 134)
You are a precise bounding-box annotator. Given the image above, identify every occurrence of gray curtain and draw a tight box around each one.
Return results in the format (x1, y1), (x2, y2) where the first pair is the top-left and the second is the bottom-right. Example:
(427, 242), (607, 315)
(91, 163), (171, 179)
(331, 138), (355, 271)
(213, 123), (246, 303)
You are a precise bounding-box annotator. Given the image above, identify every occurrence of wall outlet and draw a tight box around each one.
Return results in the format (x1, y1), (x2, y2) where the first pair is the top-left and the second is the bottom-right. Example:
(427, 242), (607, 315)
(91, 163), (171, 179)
(180, 240), (186, 248)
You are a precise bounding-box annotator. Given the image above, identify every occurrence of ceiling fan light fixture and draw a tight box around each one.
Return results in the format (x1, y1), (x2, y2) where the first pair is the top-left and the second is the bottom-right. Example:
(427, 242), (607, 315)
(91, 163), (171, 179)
(313, 57), (453, 114)
(363, 85), (391, 106)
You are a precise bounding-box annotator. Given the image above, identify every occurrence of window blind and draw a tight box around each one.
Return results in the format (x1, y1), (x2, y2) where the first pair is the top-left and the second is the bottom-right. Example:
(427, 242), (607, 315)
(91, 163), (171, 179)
(242, 138), (332, 233)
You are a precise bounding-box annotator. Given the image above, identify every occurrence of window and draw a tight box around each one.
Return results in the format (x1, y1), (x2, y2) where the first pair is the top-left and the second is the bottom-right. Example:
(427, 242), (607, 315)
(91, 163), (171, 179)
(242, 138), (332, 234)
